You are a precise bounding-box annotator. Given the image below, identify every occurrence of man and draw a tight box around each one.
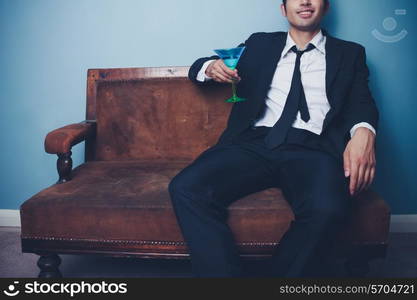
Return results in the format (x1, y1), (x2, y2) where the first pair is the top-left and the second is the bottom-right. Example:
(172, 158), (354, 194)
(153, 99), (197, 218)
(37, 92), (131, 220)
(169, 0), (378, 277)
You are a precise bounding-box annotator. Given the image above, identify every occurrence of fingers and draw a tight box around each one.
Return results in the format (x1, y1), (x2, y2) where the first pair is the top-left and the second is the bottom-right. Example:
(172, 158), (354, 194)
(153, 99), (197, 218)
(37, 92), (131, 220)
(364, 161), (376, 191)
(214, 71), (234, 83)
(343, 151), (350, 178)
(369, 165), (376, 188)
(350, 158), (377, 195)
(349, 161), (358, 196)
(361, 167), (371, 192)
(219, 62), (238, 77)
(343, 150), (354, 195)
(207, 60), (241, 83)
(356, 163), (366, 194)
(358, 152), (376, 193)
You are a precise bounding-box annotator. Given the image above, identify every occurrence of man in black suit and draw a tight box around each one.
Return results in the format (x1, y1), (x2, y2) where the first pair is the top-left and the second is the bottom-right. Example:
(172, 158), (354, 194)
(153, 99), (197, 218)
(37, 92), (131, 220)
(169, 0), (379, 277)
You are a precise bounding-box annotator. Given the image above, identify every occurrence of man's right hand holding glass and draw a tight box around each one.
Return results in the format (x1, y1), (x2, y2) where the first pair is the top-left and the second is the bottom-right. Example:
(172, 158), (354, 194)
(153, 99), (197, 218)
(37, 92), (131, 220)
(205, 60), (241, 83)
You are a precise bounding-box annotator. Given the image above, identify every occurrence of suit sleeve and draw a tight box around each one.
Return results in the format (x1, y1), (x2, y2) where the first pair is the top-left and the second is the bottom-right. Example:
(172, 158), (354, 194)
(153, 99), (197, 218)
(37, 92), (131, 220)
(188, 36), (250, 85)
(342, 46), (379, 137)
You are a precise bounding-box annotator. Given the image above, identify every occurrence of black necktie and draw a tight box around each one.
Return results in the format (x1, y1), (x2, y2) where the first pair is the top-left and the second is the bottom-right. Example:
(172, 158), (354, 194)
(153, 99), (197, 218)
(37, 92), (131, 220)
(264, 43), (316, 149)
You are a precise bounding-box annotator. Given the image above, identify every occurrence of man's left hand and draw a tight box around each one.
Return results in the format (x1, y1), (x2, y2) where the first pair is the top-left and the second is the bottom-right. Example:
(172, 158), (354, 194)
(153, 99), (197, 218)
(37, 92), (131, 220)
(343, 127), (376, 196)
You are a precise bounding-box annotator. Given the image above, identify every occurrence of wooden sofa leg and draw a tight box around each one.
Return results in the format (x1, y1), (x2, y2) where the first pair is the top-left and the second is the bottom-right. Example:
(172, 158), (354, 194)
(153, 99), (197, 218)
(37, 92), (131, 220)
(37, 254), (63, 278)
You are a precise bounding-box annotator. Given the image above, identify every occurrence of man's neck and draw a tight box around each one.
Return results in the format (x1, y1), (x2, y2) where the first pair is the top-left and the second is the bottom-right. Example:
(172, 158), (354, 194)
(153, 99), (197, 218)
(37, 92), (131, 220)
(288, 27), (321, 50)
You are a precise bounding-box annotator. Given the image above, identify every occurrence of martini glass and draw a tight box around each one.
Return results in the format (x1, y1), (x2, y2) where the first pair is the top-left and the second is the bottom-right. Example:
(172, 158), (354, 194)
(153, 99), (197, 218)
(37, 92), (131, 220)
(213, 46), (246, 103)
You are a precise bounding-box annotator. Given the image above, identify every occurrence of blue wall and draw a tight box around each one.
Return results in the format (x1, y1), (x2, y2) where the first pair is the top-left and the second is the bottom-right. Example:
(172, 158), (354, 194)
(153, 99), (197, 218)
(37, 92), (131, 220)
(0, 0), (416, 214)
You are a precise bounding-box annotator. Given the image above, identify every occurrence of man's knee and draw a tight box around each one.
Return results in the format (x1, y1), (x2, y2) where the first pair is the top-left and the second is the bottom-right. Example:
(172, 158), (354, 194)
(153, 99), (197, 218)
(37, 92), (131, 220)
(168, 169), (228, 220)
(168, 169), (209, 203)
(168, 171), (191, 198)
(168, 173), (196, 212)
(168, 174), (180, 196)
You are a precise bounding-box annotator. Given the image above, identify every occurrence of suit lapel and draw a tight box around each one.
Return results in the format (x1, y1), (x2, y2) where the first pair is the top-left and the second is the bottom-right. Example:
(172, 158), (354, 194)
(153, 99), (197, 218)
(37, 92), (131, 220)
(322, 29), (344, 130)
(252, 32), (287, 111)
(323, 29), (343, 106)
(258, 32), (288, 86)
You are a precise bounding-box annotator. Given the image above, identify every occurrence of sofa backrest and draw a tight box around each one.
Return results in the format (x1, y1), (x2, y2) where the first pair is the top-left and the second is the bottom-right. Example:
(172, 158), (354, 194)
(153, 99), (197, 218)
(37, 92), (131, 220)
(85, 67), (231, 162)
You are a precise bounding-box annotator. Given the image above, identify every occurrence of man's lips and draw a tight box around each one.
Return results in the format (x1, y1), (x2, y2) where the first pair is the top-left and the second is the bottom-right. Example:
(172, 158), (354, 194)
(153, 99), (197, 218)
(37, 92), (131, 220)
(297, 9), (314, 18)
(297, 9), (315, 13)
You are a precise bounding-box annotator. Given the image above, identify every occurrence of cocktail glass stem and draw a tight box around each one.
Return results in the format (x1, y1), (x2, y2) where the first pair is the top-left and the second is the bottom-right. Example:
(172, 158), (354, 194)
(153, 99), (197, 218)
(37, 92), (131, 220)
(225, 79), (245, 103)
(232, 81), (237, 99)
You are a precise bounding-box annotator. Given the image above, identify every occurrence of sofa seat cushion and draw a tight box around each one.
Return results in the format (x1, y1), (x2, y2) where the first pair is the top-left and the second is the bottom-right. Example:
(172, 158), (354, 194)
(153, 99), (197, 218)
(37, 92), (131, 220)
(20, 160), (389, 252)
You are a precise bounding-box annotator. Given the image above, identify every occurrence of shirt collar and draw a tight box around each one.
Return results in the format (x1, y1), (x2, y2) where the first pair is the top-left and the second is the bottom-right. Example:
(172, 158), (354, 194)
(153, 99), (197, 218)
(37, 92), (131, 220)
(281, 29), (326, 58)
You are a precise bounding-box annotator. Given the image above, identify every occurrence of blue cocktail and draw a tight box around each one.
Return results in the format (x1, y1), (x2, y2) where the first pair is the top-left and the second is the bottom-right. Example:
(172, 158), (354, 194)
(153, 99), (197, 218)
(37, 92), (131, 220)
(214, 46), (246, 103)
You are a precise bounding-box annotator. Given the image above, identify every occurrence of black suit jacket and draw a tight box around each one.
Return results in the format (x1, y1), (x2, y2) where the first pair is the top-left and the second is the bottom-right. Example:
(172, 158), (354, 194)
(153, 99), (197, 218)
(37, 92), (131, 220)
(188, 29), (379, 162)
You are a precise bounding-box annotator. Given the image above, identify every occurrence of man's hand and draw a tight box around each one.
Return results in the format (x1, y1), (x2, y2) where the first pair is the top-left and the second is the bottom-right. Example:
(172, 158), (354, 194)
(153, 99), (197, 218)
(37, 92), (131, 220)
(206, 60), (241, 83)
(343, 127), (376, 196)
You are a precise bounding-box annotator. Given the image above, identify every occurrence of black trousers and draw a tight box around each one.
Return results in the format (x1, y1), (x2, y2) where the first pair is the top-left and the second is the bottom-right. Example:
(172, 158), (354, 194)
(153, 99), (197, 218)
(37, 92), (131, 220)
(168, 125), (352, 277)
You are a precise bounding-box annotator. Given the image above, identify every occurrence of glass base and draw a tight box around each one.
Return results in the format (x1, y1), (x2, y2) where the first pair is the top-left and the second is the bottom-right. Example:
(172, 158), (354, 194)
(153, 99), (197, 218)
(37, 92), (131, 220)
(225, 96), (246, 103)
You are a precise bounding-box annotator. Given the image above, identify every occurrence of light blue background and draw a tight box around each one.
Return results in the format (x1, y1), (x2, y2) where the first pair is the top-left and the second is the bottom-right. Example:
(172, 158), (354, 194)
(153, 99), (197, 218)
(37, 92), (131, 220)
(0, 0), (416, 214)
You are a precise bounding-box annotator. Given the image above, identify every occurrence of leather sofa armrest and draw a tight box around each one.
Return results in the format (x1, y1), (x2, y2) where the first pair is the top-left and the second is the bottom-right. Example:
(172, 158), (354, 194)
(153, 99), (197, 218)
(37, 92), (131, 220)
(44, 120), (96, 154)
(44, 120), (96, 184)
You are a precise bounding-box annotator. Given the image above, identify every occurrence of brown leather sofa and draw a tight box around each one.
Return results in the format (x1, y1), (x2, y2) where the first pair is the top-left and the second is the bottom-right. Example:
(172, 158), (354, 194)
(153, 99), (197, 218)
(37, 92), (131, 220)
(20, 67), (390, 278)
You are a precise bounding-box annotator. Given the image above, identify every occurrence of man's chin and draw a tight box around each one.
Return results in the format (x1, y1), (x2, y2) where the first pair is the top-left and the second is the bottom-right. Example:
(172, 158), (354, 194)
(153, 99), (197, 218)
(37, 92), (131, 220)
(289, 22), (321, 32)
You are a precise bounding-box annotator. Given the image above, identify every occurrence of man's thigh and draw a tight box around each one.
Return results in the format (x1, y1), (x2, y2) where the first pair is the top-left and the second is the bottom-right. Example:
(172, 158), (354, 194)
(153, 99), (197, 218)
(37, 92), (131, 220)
(275, 146), (351, 220)
(170, 142), (276, 208)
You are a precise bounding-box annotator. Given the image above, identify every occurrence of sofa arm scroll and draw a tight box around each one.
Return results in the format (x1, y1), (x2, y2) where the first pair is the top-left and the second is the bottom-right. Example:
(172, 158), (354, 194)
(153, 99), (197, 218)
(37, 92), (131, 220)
(44, 120), (96, 154)
(44, 120), (96, 184)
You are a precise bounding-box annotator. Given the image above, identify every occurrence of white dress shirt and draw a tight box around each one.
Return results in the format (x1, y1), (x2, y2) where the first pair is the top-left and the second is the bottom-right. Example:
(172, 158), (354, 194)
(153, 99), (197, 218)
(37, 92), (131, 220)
(196, 30), (376, 137)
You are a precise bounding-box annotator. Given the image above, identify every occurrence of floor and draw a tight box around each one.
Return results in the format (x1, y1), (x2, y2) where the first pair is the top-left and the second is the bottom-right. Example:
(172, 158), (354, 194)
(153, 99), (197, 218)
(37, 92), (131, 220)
(0, 227), (416, 278)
